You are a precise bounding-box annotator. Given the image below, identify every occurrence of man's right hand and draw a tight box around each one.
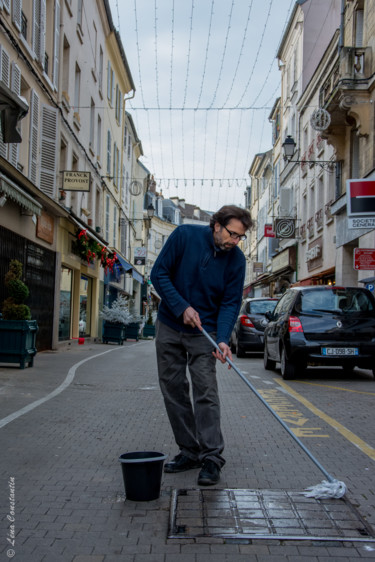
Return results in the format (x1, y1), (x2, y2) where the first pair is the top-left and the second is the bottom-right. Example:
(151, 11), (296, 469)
(183, 306), (202, 330)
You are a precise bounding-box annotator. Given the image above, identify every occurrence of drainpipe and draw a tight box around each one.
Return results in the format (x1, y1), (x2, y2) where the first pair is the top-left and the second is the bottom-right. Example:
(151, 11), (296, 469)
(124, 89), (136, 103)
(338, 0), (345, 54)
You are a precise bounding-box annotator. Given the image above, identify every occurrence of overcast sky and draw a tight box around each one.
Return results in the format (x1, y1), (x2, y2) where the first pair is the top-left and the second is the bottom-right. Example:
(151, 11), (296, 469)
(108, 0), (295, 211)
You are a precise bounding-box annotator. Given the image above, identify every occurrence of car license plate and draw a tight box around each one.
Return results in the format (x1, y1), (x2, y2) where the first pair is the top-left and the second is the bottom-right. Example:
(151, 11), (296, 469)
(321, 347), (359, 356)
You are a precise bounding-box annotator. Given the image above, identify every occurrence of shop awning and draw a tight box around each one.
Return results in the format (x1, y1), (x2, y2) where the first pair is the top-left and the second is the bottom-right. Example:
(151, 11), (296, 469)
(0, 174), (42, 216)
(115, 253), (144, 283)
(132, 269), (144, 284)
(359, 276), (375, 284)
(116, 253), (133, 272)
(150, 288), (160, 300)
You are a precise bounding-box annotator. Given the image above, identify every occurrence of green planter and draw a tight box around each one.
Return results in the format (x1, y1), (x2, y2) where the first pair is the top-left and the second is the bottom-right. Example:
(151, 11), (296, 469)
(102, 321), (126, 345)
(124, 322), (140, 341)
(0, 319), (38, 369)
(143, 324), (156, 338)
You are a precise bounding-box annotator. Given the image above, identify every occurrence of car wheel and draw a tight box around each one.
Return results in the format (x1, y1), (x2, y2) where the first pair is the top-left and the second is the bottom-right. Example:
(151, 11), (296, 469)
(263, 343), (276, 370)
(236, 341), (246, 358)
(230, 338), (236, 353)
(280, 347), (296, 380)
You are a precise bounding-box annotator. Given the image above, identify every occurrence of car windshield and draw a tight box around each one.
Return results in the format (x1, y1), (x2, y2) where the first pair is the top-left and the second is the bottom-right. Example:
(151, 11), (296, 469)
(299, 288), (374, 313)
(246, 300), (278, 314)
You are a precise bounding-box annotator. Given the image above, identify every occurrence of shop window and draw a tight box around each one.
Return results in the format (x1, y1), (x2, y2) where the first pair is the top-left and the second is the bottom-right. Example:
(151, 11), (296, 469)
(80, 274), (92, 336)
(59, 266), (72, 341)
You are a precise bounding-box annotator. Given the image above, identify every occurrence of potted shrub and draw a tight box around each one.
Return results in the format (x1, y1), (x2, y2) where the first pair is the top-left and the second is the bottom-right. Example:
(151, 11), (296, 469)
(0, 259), (38, 368)
(142, 308), (156, 338)
(101, 296), (141, 344)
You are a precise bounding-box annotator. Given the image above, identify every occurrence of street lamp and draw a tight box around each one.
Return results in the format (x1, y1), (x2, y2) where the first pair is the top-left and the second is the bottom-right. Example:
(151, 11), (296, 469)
(282, 135), (297, 160)
(146, 203), (155, 220)
(282, 135), (335, 167)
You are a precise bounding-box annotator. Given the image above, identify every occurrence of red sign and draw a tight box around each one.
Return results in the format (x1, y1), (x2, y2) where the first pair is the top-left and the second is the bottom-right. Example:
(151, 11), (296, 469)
(347, 179), (375, 217)
(354, 248), (375, 270)
(264, 224), (276, 237)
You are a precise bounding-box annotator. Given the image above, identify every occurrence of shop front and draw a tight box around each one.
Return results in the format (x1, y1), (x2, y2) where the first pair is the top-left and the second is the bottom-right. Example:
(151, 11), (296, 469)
(293, 237), (336, 287)
(57, 217), (104, 343)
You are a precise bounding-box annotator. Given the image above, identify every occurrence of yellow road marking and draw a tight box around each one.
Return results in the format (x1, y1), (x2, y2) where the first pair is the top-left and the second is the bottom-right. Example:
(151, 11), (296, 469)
(259, 389), (329, 437)
(276, 379), (375, 461)
(294, 381), (375, 396)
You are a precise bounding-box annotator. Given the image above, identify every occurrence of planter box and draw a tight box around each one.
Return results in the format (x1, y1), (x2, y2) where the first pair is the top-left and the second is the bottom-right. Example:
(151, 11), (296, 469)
(0, 319), (38, 369)
(102, 322), (126, 345)
(124, 322), (140, 341)
(143, 324), (156, 338)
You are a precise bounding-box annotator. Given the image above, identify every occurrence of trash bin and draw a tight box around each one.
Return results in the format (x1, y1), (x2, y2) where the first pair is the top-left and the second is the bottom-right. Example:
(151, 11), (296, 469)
(119, 451), (167, 501)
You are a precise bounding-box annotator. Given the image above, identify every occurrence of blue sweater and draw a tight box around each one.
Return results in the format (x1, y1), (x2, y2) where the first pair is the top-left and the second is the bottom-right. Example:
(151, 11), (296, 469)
(150, 224), (246, 345)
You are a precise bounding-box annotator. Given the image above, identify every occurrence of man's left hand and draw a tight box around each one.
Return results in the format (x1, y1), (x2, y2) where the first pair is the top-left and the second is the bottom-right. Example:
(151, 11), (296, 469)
(212, 342), (232, 369)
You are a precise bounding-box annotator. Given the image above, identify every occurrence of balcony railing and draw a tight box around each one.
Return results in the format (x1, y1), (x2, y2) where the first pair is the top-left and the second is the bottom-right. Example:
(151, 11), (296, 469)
(315, 208), (323, 229)
(319, 47), (372, 107)
(325, 199), (334, 221)
(307, 217), (314, 237)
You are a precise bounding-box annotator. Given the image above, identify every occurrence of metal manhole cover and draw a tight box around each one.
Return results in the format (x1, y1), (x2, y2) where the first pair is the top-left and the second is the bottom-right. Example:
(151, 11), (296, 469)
(168, 489), (375, 542)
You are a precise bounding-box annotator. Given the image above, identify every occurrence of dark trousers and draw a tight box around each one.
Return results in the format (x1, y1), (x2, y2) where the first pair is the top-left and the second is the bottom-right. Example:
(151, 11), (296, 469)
(155, 320), (225, 468)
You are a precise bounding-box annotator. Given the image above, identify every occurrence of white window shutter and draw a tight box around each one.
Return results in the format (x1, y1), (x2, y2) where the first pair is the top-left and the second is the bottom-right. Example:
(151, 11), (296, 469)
(11, 62), (21, 94)
(0, 45), (10, 86)
(40, 0), (46, 65)
(107, 61), (111, 101)
(0, 45), (10, 158)
(9, 63), (22, 167)
(12, 0), (22, 30)
(39, 105), (58, 197)
(28, 90), (40, 183)
(2, 0), (10, 12)
(53, 0), (60, 89)
(106, 130), (111, 174)
(33, 0), (41, 58)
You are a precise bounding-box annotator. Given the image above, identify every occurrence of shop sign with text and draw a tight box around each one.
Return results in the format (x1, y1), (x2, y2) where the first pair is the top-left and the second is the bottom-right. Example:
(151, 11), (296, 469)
(63, 171), (91, 192)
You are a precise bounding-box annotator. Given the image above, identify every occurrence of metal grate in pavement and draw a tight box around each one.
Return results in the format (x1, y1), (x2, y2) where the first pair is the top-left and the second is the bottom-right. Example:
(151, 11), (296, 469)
(168, 489), (375, 542)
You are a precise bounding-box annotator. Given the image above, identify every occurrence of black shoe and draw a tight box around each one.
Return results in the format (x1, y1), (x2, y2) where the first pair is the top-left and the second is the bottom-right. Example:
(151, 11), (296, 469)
(197, 459), (220, 486)
(164, 453), (201, 473)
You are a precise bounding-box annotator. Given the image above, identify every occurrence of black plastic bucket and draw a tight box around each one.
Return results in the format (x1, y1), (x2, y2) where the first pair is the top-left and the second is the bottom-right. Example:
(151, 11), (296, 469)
(119, 451), (167, 501)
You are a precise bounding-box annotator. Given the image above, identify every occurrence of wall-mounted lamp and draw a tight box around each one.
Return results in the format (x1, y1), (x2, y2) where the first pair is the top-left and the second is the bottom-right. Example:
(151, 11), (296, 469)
(146, 203), (155, 219)
(282, 135), (297, 160)
(282, 135), (336, 168)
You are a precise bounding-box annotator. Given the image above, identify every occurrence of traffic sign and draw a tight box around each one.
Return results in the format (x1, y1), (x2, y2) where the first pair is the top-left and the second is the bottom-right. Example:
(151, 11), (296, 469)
(353, 248), (375, 270)
(366, 283), (374, 292)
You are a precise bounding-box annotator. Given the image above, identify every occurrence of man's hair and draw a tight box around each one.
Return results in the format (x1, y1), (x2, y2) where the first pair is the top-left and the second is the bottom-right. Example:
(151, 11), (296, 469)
(209, 205), (253, 231)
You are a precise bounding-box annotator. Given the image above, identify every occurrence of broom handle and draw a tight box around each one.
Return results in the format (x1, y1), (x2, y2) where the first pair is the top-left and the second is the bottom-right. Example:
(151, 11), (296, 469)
(201, 328), (335, 483)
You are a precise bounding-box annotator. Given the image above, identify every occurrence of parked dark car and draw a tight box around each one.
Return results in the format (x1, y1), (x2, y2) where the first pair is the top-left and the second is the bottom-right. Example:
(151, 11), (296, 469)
(230, 297), (279, 357)
(263, 286), (375, 379)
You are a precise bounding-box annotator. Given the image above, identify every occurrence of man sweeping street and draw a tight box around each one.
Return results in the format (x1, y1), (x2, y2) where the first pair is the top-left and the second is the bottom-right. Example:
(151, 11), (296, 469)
(150, 205), (253, 485)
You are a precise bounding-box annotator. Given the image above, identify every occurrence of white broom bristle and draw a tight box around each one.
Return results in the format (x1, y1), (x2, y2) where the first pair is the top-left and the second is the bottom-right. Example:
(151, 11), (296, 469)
(303, 479), (347, 499)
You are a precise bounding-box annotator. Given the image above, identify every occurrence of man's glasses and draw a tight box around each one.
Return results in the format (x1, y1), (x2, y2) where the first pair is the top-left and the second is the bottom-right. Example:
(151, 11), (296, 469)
(222, 225), (247, 241)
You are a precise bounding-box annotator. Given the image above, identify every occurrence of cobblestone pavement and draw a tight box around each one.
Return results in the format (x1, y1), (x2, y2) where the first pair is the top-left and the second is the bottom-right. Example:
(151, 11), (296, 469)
(0, 339), (374, 561)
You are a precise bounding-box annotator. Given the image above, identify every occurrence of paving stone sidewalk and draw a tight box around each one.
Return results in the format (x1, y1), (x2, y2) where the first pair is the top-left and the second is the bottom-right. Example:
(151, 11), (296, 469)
(0, 340), (374, 561)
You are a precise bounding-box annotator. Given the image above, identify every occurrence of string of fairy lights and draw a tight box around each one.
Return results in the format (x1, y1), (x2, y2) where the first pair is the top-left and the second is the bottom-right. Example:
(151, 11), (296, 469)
(110, 0), (296, 210)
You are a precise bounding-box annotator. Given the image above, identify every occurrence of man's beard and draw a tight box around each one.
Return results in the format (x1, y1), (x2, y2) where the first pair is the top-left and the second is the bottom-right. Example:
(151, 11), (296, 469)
(216, 240), (235, 252)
